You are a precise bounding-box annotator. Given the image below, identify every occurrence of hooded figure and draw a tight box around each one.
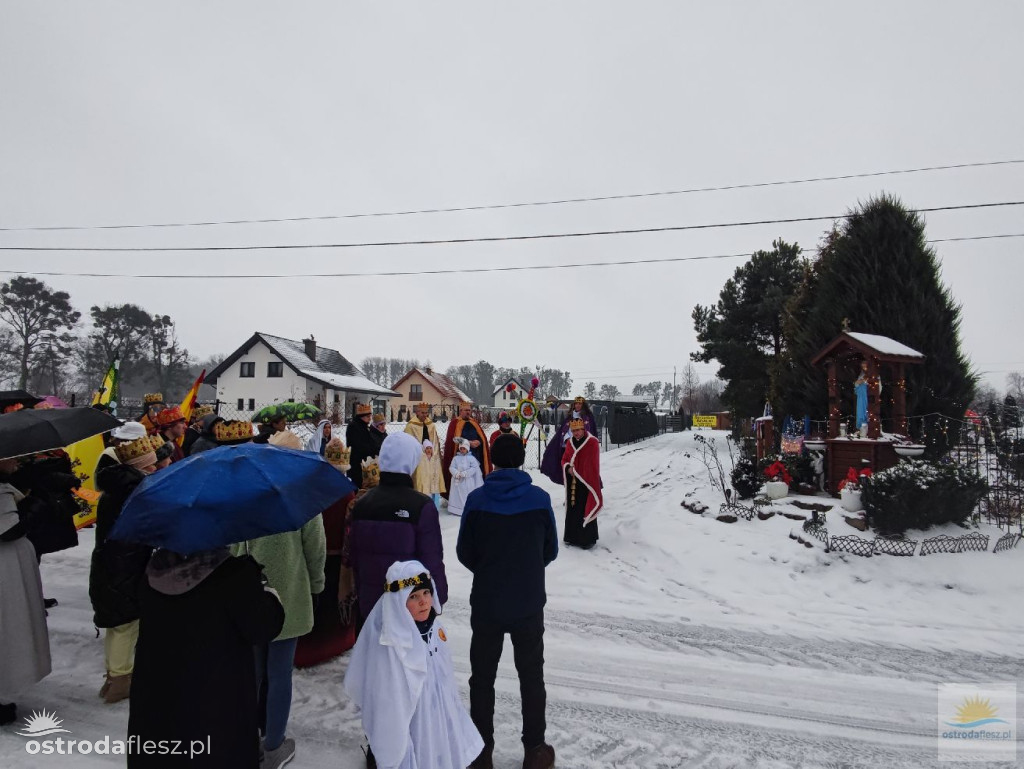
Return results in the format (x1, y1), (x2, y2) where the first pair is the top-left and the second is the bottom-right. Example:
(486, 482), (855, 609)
(306, 419), (332, 456)
(343, 560), (482, 769)
(0, 473), (51, 715)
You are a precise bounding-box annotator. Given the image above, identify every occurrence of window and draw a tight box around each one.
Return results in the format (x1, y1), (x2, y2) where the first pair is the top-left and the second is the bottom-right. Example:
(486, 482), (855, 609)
(239, 362), (255, 378)
(237, 398), (244, 410)
(248, 398), (255, 411)
(267, 362), (283, 378)
(410, 384), (423, 402)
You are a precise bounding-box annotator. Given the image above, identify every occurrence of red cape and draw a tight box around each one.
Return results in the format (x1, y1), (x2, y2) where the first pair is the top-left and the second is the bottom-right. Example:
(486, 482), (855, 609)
(442, 417), (492, 497)
(561, 433), (602, 524)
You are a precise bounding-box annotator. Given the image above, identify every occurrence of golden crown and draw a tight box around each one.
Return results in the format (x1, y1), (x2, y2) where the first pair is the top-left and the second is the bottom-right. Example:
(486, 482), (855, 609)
(573, 396), (585, 405)
(148, 433), (166, 449)
(325, 439), (351, 465)
(569, 418), (586, 430)
(355, 403), (372, 416)
(213, 420), (254, 443)
(144, 393), (164, 404)
(192, 404), (214, 419)
(115, 436), (154, 463)
(361, 456), (379, 470)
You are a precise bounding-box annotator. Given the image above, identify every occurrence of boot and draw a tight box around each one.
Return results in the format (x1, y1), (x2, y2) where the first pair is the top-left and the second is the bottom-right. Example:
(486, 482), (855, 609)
(98, 674), (112, 699)
(102, 673), (132, 704)
(523, 742), (555, 769)
(469, 743), (494, 769)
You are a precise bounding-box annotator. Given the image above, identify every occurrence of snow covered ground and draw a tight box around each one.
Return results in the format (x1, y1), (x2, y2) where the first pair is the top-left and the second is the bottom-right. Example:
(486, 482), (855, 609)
(2, 430), (1021, 768)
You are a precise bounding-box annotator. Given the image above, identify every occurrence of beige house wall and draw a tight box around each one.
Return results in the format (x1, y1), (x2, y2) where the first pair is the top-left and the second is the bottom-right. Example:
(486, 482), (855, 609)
(389, 371), (466, 420)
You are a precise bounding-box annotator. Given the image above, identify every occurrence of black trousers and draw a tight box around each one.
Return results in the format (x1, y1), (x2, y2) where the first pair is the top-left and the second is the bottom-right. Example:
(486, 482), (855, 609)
(469, 610), (546, 749)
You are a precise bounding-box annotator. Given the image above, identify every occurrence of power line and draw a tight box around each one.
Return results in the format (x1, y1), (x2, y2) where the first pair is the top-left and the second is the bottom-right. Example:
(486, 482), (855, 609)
(0, 231), (1019, 281)
(3, 158), (1022, 232)
(2, 201), (1022, 254)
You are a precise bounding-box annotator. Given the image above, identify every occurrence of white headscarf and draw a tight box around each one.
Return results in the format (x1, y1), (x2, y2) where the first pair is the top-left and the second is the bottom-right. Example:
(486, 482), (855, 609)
(378, 432), (423, 476)
(344, 560), (441, 769)
(305, 419), (331, 454)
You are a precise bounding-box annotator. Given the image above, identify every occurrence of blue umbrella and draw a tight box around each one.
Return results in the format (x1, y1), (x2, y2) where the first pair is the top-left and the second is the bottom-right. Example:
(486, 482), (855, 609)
(110, 442), (357, 555)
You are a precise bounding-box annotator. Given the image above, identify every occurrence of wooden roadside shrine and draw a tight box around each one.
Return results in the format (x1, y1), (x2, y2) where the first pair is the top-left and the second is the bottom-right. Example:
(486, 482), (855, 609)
(810, 331), (925, 493)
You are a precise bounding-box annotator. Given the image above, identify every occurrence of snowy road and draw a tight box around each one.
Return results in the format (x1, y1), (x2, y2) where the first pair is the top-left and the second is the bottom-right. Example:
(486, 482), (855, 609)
(2, 431), (1021, 767)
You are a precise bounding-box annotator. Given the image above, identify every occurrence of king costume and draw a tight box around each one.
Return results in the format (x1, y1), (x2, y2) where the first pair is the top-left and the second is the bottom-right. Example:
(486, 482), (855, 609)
(343, 560), (483, 769)
(560, 424), (603, 549)
(441, 408), (491, 498)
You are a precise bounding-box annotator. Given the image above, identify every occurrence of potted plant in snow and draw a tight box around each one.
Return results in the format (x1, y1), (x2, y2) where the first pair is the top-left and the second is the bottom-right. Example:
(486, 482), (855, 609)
(838, 466), (872, 511)
(762, 460), (792, 500)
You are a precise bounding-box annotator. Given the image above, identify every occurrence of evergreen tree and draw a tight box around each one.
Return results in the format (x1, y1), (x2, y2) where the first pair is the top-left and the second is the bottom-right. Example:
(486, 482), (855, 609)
(779, 195), (975, 425)
(691, 239), (805, 418)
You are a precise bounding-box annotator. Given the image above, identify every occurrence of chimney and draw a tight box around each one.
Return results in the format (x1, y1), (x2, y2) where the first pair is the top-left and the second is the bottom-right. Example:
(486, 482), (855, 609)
(303, 335), (317, 362)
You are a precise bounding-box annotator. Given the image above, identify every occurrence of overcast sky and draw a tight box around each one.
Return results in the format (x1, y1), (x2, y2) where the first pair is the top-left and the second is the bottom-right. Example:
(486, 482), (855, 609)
(1, 2), (1021, 398)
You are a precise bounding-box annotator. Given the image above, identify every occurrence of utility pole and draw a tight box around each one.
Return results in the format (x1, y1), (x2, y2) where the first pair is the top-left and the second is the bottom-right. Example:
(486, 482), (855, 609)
(672, 366), (677, 412)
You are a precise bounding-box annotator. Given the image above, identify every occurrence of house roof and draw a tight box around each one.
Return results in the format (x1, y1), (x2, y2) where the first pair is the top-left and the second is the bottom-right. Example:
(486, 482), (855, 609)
(391, 368), (472, 402)
(207, 332), (399, 397)
(491, 377), (525, 397)
(811, 331), (926, 367)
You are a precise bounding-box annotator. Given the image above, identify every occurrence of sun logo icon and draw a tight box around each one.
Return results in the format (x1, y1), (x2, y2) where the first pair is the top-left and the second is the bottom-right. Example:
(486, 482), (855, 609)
(15, 709), (72, 738)
(945, 695), (1009, 729)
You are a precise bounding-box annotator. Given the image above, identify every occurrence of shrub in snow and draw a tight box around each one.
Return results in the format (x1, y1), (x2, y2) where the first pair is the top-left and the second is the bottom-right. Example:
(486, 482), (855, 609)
(861, 459), (987, 534)
(730, 439), (760, 499)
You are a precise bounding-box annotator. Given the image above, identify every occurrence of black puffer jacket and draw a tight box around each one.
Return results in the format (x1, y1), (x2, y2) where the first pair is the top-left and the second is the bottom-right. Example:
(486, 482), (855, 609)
(89, 463), (152, 629)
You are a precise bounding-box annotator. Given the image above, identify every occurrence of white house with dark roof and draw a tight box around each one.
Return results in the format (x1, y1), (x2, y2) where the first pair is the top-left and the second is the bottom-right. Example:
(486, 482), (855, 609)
(491, 377), (526, 409)
(206, 332), (398, 419)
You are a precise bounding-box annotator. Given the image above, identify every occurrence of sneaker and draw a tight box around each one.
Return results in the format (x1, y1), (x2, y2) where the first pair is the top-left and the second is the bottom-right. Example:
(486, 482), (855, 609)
(102, 673), (131, 704)
(469, 744), (494, 769)
(523, 742), (555, 769)
(263, 737), (295, 769)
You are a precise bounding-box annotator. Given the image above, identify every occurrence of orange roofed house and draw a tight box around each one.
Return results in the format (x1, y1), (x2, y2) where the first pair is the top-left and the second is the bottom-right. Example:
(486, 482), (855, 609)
(390, 367), (473, 421)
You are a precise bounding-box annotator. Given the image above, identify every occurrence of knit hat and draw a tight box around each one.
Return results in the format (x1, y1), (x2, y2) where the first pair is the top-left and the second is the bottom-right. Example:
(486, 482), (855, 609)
(497, 411), (512, 425)
(378, 432), (422, 476)
(355, 403), (372, 417)
(115, 436), (157, 469)
(454, 436), (470, 452)
(111, 421), (148, 441)
(213, 420), (254, 445)
(491, 433), (525, 468)
(371, 413), (387, 425)
(268, 430), (303, 450)
(157, 406), (186, 427)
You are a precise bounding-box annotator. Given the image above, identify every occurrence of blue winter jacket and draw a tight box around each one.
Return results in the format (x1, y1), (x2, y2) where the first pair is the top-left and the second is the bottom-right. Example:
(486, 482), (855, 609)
(457, 468), (558, 622)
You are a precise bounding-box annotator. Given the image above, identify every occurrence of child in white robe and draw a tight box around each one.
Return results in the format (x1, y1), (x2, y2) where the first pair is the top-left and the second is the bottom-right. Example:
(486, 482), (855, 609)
(446, 437), (483, 517)
(344, 560), (482, 769)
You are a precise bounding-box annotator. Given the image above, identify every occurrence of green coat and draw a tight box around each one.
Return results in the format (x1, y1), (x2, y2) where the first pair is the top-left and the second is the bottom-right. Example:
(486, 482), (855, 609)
(232, 516), (326, 640)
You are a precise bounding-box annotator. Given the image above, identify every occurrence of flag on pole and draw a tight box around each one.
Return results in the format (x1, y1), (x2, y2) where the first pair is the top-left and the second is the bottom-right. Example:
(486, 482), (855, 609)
(70, 357), (120, 529)
(176, 370), (206, 446)
(91, 357), (120, 416)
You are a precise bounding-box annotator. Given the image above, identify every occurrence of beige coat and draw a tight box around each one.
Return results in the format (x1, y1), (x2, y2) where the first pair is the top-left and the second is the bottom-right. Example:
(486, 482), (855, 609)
(404, 417), (446, 495)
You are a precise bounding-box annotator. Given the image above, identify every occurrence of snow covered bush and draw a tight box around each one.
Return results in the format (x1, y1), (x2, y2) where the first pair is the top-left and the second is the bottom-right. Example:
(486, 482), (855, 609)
(861, 459), (987, 534)
(730, 439), (760, 499)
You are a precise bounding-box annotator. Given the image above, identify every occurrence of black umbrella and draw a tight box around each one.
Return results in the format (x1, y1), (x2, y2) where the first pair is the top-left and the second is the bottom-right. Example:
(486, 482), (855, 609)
(0, 406), (123, 460)
(0, 389), (42, 412)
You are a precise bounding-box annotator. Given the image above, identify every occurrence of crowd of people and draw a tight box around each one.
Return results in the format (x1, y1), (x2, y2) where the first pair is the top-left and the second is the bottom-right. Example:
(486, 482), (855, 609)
(0, 393), (606, 769)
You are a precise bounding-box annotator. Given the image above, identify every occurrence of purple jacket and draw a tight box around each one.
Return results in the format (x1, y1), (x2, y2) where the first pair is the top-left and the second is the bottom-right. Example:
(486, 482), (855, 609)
(540, 412), (598, 484)
(347, 472), (448, 620)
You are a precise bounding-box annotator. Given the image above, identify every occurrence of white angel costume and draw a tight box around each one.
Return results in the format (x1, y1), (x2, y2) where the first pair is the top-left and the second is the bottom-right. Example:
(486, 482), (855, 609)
(446, 439), (483, 517)
(344, 560), (482, 769)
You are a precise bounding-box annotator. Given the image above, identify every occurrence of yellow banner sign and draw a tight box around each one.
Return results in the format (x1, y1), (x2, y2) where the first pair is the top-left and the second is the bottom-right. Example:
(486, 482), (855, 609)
(692, 415), (718, 428)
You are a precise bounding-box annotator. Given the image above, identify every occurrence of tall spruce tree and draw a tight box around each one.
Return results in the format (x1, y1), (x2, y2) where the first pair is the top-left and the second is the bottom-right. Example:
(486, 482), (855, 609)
(691, 239), (805, 417)
(778, 195), (975, 425)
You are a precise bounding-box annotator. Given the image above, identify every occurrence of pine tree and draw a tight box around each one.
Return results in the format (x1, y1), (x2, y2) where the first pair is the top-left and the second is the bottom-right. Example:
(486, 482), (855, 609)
(779, 195), (975, 425)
